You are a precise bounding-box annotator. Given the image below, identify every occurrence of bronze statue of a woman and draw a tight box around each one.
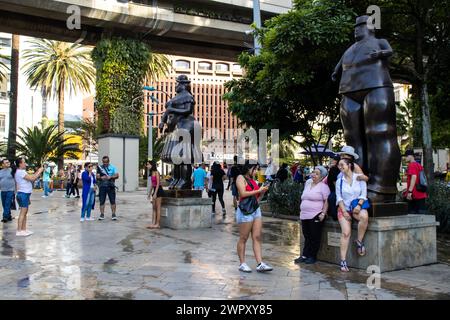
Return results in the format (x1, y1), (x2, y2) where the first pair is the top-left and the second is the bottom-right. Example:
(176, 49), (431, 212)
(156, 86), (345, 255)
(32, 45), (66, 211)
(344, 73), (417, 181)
(159, 75), (202, 190)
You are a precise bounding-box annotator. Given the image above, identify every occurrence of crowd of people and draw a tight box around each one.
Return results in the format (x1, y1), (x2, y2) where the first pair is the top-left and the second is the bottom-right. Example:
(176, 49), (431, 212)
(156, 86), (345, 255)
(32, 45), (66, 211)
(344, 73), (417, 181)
(0, 145), (429, 273)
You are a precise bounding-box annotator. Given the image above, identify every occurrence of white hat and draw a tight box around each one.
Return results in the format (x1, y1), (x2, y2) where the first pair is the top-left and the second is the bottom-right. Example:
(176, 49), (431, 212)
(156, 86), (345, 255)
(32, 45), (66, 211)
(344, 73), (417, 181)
(338, 146), (360, 160)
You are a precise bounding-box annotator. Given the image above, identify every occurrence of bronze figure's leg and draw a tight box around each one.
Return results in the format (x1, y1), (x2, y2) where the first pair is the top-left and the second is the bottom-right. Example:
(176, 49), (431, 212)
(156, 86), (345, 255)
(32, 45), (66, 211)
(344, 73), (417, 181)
(363, 87), (400, 200)
(340, 95), (365, 170)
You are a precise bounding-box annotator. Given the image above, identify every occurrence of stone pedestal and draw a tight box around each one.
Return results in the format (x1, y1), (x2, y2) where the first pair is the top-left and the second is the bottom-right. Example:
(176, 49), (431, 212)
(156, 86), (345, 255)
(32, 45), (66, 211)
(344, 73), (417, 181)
(160, 197), (212, 229)
(98, 134), (139, 192)
(303, 214), (439, 272)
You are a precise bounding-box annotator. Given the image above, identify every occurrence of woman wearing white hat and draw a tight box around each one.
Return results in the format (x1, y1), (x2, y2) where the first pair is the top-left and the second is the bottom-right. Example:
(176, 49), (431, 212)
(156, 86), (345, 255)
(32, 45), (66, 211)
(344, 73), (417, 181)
(337, 146), (369, 182)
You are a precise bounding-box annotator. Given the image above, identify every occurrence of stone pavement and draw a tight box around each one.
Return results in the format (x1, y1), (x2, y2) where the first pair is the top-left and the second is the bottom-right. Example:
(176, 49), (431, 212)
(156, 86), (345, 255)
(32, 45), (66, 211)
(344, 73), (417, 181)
(0, 189), (449, 300)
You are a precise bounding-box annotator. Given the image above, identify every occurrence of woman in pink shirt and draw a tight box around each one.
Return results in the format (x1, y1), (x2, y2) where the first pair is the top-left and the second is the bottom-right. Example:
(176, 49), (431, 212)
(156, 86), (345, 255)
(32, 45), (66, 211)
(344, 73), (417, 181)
(295, 166), (330, 264)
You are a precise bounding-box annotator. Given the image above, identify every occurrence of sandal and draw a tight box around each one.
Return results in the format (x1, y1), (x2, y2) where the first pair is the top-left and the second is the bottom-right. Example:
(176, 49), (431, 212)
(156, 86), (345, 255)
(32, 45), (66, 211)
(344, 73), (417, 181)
(355, 240), (366, 256)
(340, 260), (349, 272)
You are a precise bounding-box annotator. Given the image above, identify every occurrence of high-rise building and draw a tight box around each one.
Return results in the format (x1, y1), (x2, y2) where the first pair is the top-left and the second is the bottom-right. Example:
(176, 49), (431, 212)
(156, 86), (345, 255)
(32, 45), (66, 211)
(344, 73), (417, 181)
(145, 55), (243, 163)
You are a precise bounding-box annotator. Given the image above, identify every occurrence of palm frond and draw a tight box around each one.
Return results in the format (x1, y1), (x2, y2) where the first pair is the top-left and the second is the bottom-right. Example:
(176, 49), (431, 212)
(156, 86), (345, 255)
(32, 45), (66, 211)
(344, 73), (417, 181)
(0, 53), (10, 82)
(145, 53), (171, 83)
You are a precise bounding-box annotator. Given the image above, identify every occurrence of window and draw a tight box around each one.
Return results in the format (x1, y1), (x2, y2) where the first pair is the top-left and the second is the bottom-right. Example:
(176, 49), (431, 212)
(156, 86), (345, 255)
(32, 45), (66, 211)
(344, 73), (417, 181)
(0, 114), (5, 133)
(215, 63), (230, 72)
(174, 60), (190, 70)
(232, 64), (242, 72)
(198, 61), (212, 71)
(0, 77), (7, 100)
(394, 89), (401, 102)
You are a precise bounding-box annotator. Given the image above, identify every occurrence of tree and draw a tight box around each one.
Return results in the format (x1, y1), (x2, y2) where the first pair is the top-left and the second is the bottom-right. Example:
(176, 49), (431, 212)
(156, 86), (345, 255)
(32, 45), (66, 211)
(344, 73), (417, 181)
(224, 0), (355, 164)
(0, 53), (9, 82)
(146, 53), (171, 83)
(21, 39), (95, 170)
(7, 35), (19, 160)
(2, 124), (80, 167)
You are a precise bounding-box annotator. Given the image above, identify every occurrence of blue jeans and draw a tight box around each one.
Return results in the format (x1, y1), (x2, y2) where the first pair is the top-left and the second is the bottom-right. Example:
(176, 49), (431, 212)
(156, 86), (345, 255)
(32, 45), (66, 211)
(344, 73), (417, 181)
(81, 188), (95, 218)
(1, 191), (14, 220)
(43, 181), (51, 196)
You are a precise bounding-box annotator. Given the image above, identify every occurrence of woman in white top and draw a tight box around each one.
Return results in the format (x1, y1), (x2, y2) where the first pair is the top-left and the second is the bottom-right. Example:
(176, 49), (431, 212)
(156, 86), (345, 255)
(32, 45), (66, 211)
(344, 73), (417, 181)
(336, 158), (369, 272)
(13, 158), (43, 237)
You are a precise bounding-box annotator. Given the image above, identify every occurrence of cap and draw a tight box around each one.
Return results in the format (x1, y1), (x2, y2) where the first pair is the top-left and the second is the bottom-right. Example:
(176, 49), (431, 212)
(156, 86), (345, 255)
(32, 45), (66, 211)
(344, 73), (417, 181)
(176, 74), (191, 84)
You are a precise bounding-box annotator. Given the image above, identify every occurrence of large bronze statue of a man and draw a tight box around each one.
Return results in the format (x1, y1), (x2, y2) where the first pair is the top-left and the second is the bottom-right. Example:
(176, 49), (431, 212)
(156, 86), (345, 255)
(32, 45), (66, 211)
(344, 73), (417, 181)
(159, 75), (202, 190)
(332, 15), (401, 202)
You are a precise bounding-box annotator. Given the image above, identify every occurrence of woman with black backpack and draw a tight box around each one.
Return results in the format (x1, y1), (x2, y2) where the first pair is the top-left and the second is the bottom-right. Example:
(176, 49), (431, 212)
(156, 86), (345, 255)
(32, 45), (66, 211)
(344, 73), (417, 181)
(235, 161), (272, 273)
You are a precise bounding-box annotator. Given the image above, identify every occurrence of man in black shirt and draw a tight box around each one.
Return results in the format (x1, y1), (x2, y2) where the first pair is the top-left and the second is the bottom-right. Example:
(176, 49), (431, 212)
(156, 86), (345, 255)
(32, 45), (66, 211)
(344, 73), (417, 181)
(327, 155), (341, 220)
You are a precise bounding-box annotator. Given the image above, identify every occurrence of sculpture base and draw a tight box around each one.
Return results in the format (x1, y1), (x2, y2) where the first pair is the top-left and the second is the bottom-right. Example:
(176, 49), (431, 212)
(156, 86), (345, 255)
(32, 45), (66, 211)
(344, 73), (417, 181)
(304, 214), (438, 272)
(160, 196), (211, 229)
(369, 202), (408, 217)
(163, 189), (202, 198)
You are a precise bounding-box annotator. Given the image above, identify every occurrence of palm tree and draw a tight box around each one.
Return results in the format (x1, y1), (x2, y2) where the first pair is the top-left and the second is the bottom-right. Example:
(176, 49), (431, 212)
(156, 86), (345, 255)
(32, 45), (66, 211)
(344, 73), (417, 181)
(0, 53), (9, 82)
(21, 39), (95, 169)
(146, 53), (171, 83)
(7, 35), (19, 159)
(3, 124), (80, 167)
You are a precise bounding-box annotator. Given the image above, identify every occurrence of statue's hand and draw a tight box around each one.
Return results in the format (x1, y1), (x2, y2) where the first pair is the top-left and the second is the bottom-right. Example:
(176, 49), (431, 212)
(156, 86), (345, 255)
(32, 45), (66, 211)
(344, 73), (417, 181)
(370, 50), (381, 59)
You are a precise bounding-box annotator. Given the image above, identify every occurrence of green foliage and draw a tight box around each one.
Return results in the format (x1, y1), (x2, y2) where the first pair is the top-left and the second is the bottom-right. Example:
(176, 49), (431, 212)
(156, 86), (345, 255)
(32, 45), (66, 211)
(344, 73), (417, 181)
(267, 180), (304, 216)
(0, 52), (9, 82)
(22, 39), (95, 100)
(92, 38), (151, 136)
(427, 182), (450, 233)
(1, 124), (80, 166)
(224, 0), (354, 162)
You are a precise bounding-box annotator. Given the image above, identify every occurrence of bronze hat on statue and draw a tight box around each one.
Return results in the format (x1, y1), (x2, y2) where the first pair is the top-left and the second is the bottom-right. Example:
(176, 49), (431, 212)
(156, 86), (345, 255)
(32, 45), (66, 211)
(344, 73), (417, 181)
(354, 15), (370, 27)
(176, 74), (191, 84)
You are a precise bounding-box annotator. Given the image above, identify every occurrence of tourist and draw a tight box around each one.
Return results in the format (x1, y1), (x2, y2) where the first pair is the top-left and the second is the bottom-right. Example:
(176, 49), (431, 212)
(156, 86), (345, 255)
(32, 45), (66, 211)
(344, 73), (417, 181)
(325, 154), (341, 220)
(192, 163), (208, 192)
(276, 163), (289, 183)
(42, 163), (52, 198)
(65, 163), (74, 198)
(291, 161), (299, 178)
(236, 161), (272, 273)
(295, 166), (330, 264)
(0, 159), (15, 223)
(70, 165), (81, 198)
(80, 163), (97, 222)
(97, 156), (119, 221)
(13, 158), (43, 236)
(225, 163), (232, 190)
(293, 165), (304, 183)
(337, 146), (369, 182)
(336, 158), (370, 272)
(211, 162), (226, 217)
(146, 160), (164, 229)
(403, 150), (427, 214)
(229, 156), (241, 210)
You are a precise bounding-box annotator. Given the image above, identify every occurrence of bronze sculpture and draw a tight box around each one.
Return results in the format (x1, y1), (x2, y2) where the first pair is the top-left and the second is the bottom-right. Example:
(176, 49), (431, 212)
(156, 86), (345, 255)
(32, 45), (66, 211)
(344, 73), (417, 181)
(159, 75), (202, 190)
(332, 15), (401, 202)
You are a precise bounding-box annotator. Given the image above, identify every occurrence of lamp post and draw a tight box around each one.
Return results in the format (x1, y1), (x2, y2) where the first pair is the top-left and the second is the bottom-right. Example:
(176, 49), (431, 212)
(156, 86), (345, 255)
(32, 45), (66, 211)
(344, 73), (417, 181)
(253, 0), (262, 55)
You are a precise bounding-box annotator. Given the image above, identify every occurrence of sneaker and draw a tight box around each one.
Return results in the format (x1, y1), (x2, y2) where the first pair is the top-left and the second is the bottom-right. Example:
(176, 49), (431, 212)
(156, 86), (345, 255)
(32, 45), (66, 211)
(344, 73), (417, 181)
(87, 217), (95, 221)
(294, 256), (307, 264)
(256, 262), (273, 273)
(305, 257), (317, 264)
(238, 263), (252, 273)
(41, 195), (48, 198)
(16, 231), (26, 237)
(98, 214), (105, 220)
(75, 195), (80, 198)
(64, 195), (70, 198)
(23, 230), (33, 236)
(80, 218), (85, 222)
(112, 214), (117, 221)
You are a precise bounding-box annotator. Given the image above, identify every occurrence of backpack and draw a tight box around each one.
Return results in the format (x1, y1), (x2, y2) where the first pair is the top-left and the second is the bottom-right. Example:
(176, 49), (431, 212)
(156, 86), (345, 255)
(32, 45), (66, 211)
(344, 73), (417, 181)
(416, 168), (428, 192)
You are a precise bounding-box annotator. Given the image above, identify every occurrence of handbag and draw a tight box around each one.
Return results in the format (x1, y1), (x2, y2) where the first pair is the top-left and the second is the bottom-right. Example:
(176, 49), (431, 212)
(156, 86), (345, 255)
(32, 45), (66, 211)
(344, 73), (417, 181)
(340, 178), (371, 212)
(238, 178), (259, 215)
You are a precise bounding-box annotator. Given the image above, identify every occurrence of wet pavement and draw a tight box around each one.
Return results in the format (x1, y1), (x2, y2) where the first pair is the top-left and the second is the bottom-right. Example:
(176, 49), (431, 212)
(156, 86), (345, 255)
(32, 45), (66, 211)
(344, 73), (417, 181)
(0, 189), (449, 300)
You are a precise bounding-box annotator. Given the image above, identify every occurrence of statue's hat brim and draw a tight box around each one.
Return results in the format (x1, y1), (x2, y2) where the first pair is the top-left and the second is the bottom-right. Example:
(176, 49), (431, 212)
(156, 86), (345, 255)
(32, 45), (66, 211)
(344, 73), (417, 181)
(355, 15), (370, 27)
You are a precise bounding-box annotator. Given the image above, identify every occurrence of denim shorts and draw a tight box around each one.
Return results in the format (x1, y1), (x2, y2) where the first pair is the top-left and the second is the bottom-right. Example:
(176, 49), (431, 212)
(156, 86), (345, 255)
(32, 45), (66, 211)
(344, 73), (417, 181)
(16, 192), (31, 208)
(235, 207), (262, 224)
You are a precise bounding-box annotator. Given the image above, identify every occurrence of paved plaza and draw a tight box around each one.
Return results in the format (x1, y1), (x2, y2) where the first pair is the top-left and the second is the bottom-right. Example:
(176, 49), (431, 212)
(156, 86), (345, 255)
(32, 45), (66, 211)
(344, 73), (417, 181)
(0, 189), (449, 300)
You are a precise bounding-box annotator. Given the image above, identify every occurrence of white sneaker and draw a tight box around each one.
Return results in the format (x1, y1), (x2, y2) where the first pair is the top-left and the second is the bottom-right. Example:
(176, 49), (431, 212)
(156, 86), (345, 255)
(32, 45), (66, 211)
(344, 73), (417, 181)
(80, 218), (85, 222)
(23, 230), (33, 236)
(42, 195), (48, 198)
(239, 263), (252, 273)
(87, 217), (95, 221)
(16, 231), (26, 237)
(256, 262), (273, 273)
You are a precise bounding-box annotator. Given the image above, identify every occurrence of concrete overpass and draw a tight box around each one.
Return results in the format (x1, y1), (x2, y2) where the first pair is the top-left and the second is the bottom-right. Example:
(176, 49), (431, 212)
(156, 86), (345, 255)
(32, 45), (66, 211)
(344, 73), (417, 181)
(0, 0), (292, 60)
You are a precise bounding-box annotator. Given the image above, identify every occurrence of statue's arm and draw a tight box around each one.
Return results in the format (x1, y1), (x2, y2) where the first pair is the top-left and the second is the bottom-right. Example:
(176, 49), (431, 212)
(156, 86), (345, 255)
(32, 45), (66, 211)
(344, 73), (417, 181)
(370, 39), (393, 59)
(166, 103), (192, 116)
(331, 55), (343, 81)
